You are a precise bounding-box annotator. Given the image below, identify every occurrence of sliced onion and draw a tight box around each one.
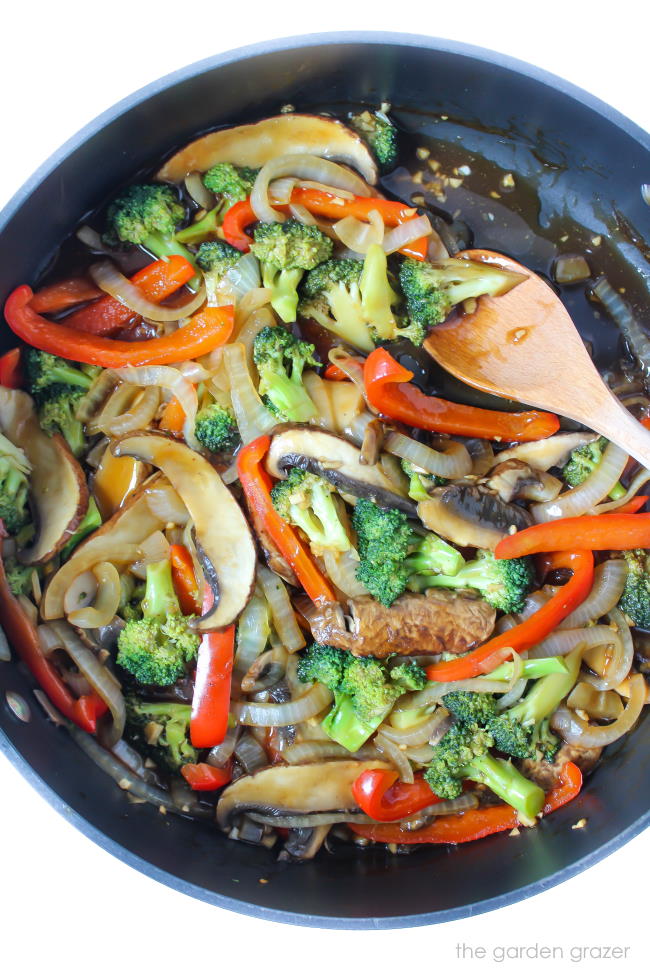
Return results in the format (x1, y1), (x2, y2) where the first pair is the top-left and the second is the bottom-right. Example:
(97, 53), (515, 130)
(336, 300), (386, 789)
(394, 669), (522, 712)
(560, 559), (628, 628)
(233, 594), (271, 688)
(530, 624), (619, 660)
(64, 570), (97, 615)
(250, 153), (371, 223)
(76, 225), (107, 253)
(582, 608), (634, 691)
(223, 342), (276, 443)
(465, 438), (495, 476)
(90, 261), (206, 322)
(551, 674), (646, 746)
(496, 433), (598, 472)
(303, 371), (335, 430)
(145, 482), (189, 525)
(75, 369), (119, 424)
(532, 441), (628, 521)
(382, 215), (432, 255)
(68, 562), (122, 629)
(333, 209), (384, 254)
(384, 430), (472, 479)
(379, 707), (450, 747)
(258, 566), (305, 652)
(374, 731), (414, 783)
(328, 349), (369, 404)
(87, 382), (137, 435)
(591, 467), (650, 514)
(232, 682), (332, 727)
(177, 360), (214, 383)
(130, 530), (171, 579)
(105, 386), (161, 437)
(297, 180), (355, 199)
(404, 744), (435, 764)
(234, 732), (269, 774)
(322, 548), (368, 599)
(236, 305), (274, 374)
(50, 620), (125, 746)
(268, 177), (297, 204)
(241, 645), (288, 693)
(399, 793), (479, 830)
(184, 171), (215, 210)
(116, 365), (199, 450)
(207, 724), (241, 768)
(282, 741), (378, 764)
(225, 253), (262, 305)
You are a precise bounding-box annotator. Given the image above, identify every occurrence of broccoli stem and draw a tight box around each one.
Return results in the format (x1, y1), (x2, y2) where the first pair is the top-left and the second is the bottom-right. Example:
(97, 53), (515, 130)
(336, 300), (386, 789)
(262, 266), (304, 323)
(486, 658), (569, 681)
(261, 367), (317, 422)
(174, 206), (222, 244)
(405, 533), (465, 579)
(141, 559), (181, 620)
(464, 753), (545, 819)
(322, 692), (386, 752)
(508, 648), (581, 725)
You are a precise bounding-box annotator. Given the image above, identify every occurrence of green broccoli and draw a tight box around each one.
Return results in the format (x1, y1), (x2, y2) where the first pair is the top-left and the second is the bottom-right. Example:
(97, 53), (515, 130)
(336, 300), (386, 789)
(196, 239), (243, 305)
(24, 349), (95, 396)
(202, 162), (259, 206)
(37, 386), (87, 456)
(562, 437), (626, 500)
(251, 219), (333, 322)
(400, 458), (446, 501)
(399, 256), (525, 332)
(0, 433), (31, 536)
(125, 696), (199, 772)
(116, 558), (200, 686)
(351, 498), (464, 606)
(389, 660), (428, 691)
(252, 325), (320, 422)
(349, 109), (399, 172)
(271, 468), (350, 555)
(489, 647), (582, 761)
(424, 720), (545, 819)
(195, 400), (240, 454)
(297, 642), (426, 752)
(299, 246), (421, 350)
(60, 498), (102, 560)
(3, 557), (35, 597)
(410, 548), (535, 614)
(102, 183), (197, 269)
(442, 689), (499, 726)
(118, 575), (146, 624)
(618, 549), (650, 628)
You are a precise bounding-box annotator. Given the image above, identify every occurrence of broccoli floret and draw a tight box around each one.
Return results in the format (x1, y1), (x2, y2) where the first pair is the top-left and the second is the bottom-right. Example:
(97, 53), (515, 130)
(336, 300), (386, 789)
(298, 246), (415, 349)
(618, 549), (650, 628)
(400, 458), (446, 501)
(36, 386), (87, 456)
(125, 696), (198, 772)
(297, 642), (424, 751)
(412, 548), (534, 614)
(349, 109), (399, 172)
(60, 498), (102, 560)
(562, 437), (626, 500)
(399, 256), (524, 333)
(252, 325), (320, 421)
(4, 557), (35, 597)
(442, 690), (499, 726)
(24, 349), (95, 396)
(196, 239), (244, 306)
(202, 163), (259, 206)
(489, 647), (582, 760)
(271, 468), (350, 555)
(195, 401), (240, 453)
(424, 720), (545, 819)
(102, 183), (196, 269)
(352, 498), (464, 606)
(0, 433), (31, 536)
(251, 219), (333, 322)
(117, 559), (200, 686)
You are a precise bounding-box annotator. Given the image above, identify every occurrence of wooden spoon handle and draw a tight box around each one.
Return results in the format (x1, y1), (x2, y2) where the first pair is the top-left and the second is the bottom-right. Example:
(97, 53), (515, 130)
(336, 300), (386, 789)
(582, 388), (650, 468)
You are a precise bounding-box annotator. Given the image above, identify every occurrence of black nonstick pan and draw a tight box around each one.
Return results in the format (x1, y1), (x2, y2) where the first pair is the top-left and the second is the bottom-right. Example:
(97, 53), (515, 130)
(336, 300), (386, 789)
(1, 32), (649, 928)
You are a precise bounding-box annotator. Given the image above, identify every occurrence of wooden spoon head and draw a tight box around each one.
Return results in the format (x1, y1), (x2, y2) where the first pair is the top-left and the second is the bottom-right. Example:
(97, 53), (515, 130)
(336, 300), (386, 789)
(424, 249), (603, 419)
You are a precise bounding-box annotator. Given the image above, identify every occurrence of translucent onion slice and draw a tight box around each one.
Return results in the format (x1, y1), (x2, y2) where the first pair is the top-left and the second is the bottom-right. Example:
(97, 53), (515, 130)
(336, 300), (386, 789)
(282, 741), (378, 764)
(115, 365), (199, 449)
(591, 467), (650, 513)
(382, 215), (432, 254)
(551, 674), (646, 746)
(233, 594), (271, 688)
(90, 260), (206, 321)
(225, 253), (262, 305)
(250, 153), (371, 223)
(529, 624), (619, 660)
(268, 177), (297, 204)
(559, 559), (628, 628)
(145, 482), (190, 525)
(184, 171), (215, 210)
(67, 562), (121, 629)
(532, 441), (628, 521)
(75, 369), (120, 424)
(322, 548), (368, 599)
(384, 430), (472, 479)
(103, 386), (161, 437)
(303, 371), (335, 430)
(64, 570), (97, 615)
(374, 731), (414, 783)
(87, 383), (138, 435)
(207, 724), (241, 768)
(223, 342), (276, 443)
(379, 707), (450, 747)
(232, 682), (332, 727)
(465, 438), (495, 476)
(288, 202), (339, 240)
(333, 209), (384, 254)
(581, 608), (634, 692)
(258, 566), (305, 653)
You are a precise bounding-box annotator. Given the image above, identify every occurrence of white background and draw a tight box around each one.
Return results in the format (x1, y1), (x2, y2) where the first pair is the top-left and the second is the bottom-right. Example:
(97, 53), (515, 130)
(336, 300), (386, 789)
(1, 3), (648, 973)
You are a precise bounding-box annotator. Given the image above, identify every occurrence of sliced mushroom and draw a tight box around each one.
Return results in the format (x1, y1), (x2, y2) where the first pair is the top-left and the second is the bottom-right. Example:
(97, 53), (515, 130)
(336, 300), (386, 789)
(0, 388), (88, 565)
(216, 760), (389, 829)
(156, 114), (378, 185)
(519, 742), (602, 792)
(267, 425), (416, 515)
(482, 459), (562, 503)
(42, 474), (168, 620)
(112, 432), (256, 631)
(418, 483), (533, 550)
(243, 493), (299, 587)
(494, 432), (598, 472)
(299, 590), (496, 657)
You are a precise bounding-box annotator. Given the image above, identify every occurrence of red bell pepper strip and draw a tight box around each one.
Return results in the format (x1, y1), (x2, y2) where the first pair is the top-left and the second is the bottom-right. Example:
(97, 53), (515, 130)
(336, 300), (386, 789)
(4, 284), (234, 369)
(0, 525), (106, 734)
(30, 277), (103, 315)
(60, 256), (196, 335)
(426, 550), (594, 682)
(324, 363), (350, 382)
(237, 436), (336, 605)
(181, 762), (232, 791)
(190, 584), (235, 748)
(353, 769), (442, 821)
(221, 190), (428, 260)
(348, 762), (582, 844)
(614, 495), (648, 514)
(495, 513), (650, 560)
(364, 348), (560, 442)
(0, 347), (23, 388)
(169, 543), (201, 615)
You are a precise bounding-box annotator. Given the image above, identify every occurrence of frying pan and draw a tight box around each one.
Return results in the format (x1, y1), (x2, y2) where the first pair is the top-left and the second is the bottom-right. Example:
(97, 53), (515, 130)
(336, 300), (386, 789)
(1, 32), (649, 929)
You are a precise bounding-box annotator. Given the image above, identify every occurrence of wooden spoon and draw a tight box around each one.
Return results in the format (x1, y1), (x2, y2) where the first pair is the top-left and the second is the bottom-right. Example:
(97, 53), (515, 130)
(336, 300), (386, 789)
(424, 249), (650, 467)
